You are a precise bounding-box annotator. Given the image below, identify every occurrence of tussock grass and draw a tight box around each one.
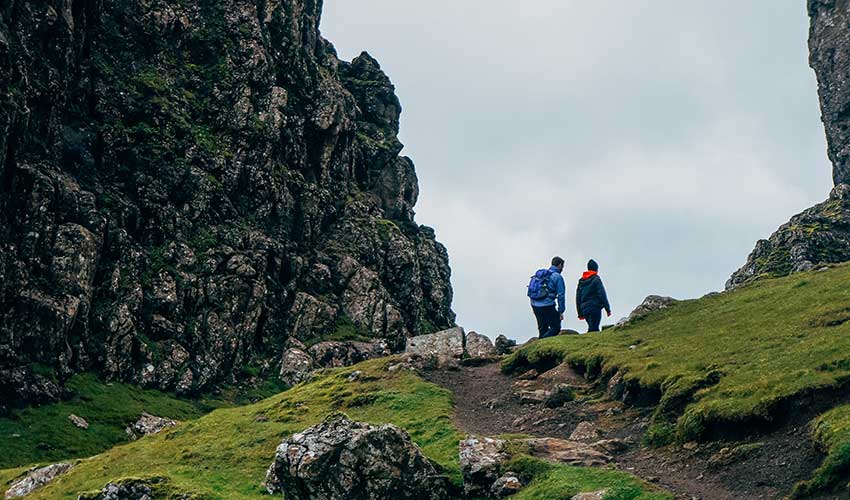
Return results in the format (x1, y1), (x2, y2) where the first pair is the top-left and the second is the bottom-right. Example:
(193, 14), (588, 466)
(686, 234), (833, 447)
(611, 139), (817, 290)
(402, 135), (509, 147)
(792, 405), (850, 497)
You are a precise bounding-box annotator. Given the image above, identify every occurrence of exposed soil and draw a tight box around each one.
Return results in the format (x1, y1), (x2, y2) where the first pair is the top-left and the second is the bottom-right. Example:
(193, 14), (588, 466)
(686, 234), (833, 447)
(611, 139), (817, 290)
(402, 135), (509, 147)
(424, 362), (835, 500)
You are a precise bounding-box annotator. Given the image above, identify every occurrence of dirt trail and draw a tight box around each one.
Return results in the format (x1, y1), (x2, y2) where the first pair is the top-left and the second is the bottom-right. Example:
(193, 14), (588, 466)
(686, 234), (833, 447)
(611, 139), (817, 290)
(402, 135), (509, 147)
(425, 362), (829, 500)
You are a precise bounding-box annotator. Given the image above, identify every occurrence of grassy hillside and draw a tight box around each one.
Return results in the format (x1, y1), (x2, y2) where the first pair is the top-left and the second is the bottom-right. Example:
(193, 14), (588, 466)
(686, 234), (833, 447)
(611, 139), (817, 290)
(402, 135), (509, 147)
(2, 359), (669, 500)
(0, 373), (287, 469)
(504, 263), (850, 494)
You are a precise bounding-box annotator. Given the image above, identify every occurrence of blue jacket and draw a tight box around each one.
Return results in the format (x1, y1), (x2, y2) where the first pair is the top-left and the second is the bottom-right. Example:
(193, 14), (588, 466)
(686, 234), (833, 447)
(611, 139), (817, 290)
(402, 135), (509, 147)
(530, 266), (566, 313)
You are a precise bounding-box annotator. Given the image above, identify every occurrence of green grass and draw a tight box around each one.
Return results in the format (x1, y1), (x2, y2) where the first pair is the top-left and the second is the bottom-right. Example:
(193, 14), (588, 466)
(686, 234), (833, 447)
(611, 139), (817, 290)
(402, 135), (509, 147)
(0, 359), (462, 499)
(505, 263), (850, 496)
(0, 374), (210, 469)
(1, 373), (288, 470)
(1, 359), (669, 500)
(507, 456), (671, 500)
(791, 405), (850, 497)
(504, 263), (850, 445)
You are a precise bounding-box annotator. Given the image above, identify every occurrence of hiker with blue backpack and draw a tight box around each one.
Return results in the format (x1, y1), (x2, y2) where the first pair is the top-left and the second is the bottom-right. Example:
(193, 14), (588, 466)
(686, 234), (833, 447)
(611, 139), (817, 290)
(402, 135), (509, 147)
(528, 256), (567, 339)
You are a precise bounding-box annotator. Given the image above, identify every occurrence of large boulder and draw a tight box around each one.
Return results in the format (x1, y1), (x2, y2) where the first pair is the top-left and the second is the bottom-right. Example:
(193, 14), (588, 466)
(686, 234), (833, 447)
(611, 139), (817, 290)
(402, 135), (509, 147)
(405, 327), (465, 367)
(279, 348), (315, 386)
(459, 435), (509, 497)
(466, 331), (498, 359)
(5, 463), (73, 499)
(269, 415), (451, 500)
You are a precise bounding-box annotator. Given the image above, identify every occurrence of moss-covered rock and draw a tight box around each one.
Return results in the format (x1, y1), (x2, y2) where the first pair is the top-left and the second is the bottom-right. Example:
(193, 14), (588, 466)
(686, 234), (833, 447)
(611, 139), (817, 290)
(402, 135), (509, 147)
(727, 184), (850, 288)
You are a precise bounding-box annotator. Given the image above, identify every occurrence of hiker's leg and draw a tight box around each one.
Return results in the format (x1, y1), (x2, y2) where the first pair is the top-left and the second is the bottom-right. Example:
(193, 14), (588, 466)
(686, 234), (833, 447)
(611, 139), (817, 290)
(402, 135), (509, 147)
(543, 305), (561, 338)
(532, 306), (547, 338)
(587, 309), (602, 332)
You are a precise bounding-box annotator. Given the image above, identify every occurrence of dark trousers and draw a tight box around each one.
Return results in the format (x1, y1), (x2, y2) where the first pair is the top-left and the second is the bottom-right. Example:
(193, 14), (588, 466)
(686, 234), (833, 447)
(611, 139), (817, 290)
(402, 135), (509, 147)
(532, 304), (561, 339)
(583, 308), (602, 332)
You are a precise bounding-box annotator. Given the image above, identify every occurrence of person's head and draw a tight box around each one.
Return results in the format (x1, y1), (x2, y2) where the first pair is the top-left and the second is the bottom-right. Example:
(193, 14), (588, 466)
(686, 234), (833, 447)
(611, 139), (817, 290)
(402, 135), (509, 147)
(551, 256), (565, 272)
(587, 259), (599, 272)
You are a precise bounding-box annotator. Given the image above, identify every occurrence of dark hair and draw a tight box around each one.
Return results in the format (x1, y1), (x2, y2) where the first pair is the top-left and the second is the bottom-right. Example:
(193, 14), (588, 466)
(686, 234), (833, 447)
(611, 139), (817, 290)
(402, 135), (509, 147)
(551, 256), (565, 267)
(587, 259), (599, 271)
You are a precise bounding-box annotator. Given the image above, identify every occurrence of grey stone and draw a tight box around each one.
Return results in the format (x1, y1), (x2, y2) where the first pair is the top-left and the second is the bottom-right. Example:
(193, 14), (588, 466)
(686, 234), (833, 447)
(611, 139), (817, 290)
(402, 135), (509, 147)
(569, 422), (601, 442)
(491, 472), (523, 497)
(5, 463), (73, 499)
(618, 295), (677, 327)
(571, 491), (608, 500)
(68, 414), (89, 430)
(405, 327), (465, 366)
(279, 348), (314, 386)
(466, 331), (498, 359)
(125, 413), (178, 440)
(459, 435), (509, 497)
(494, 335), (517, 355)
(270, 415), (450, 500)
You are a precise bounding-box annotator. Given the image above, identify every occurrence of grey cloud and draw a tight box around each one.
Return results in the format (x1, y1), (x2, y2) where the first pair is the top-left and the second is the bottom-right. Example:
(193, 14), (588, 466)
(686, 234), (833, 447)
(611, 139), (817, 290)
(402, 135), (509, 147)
(321, 1), (832, 340)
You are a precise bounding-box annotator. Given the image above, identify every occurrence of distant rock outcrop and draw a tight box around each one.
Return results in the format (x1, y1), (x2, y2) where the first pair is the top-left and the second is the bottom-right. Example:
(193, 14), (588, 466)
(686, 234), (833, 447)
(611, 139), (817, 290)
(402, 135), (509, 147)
(809, 0), (850, 186)
(728, 0), (850, 287)
(0, 0), (455, 408)
(268, 415), (451, 500)
(727, 184), (850, 288)
(616, 295), (678, 326)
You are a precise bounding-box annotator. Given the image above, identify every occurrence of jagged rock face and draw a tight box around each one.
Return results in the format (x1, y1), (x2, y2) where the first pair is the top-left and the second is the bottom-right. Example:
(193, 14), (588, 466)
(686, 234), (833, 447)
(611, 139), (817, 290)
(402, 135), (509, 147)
(269, 415), (451, 500)
(0, 0), (454, 406)
(727, 184), (850, 288)
(809, 0), (850, 186)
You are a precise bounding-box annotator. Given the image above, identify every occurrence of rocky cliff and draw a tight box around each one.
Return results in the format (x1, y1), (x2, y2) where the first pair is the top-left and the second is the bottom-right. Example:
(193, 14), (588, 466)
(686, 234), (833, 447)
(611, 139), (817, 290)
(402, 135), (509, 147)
(0, 0), (455, 409)
(809, 0), (850, 186)
(728, 0), (850, 288)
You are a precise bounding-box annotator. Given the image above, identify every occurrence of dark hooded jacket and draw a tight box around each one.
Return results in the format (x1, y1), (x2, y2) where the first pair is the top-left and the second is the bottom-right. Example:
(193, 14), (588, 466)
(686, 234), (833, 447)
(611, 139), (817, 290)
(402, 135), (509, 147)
(576, 271), (611, 316)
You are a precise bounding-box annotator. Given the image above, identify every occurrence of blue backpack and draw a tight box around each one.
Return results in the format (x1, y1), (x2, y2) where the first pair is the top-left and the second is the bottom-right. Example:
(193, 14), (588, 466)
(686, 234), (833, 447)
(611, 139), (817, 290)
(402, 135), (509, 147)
(527, 269), (553, 300)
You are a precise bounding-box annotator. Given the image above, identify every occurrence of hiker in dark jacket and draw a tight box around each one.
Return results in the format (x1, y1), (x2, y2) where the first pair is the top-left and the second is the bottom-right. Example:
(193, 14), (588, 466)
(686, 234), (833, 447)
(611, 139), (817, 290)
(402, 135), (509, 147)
(529, 256), (567, 339)
(576, 259), (611, 333)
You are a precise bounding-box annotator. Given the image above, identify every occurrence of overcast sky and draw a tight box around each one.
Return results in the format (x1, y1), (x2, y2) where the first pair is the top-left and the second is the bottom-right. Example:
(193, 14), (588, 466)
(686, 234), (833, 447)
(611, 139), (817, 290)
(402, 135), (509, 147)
(322, 1), (832, 341)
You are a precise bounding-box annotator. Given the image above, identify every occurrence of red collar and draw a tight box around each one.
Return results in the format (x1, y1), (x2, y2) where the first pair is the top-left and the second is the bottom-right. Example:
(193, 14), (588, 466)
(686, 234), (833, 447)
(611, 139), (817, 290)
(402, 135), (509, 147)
(581, 270), (598, 279)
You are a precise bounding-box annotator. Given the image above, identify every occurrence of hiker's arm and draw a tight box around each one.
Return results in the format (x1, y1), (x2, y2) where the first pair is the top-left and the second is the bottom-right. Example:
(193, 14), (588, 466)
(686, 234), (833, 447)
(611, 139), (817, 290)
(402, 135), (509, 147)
(599, 279), (611, 314)
(556, 275), (566, 313)
(575, 283), (582, 317)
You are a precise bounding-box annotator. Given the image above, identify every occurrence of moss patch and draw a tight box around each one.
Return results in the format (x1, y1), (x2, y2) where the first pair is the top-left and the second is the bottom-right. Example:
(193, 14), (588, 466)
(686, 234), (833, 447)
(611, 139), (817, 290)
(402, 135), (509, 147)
(507, 455), (671, 500)
(792, 405), (850, 497)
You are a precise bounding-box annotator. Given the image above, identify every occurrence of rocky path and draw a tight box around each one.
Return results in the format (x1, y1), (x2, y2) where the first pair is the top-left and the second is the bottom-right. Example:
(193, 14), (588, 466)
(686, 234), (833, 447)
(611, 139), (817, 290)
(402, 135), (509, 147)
(425, 362), (826, 500)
